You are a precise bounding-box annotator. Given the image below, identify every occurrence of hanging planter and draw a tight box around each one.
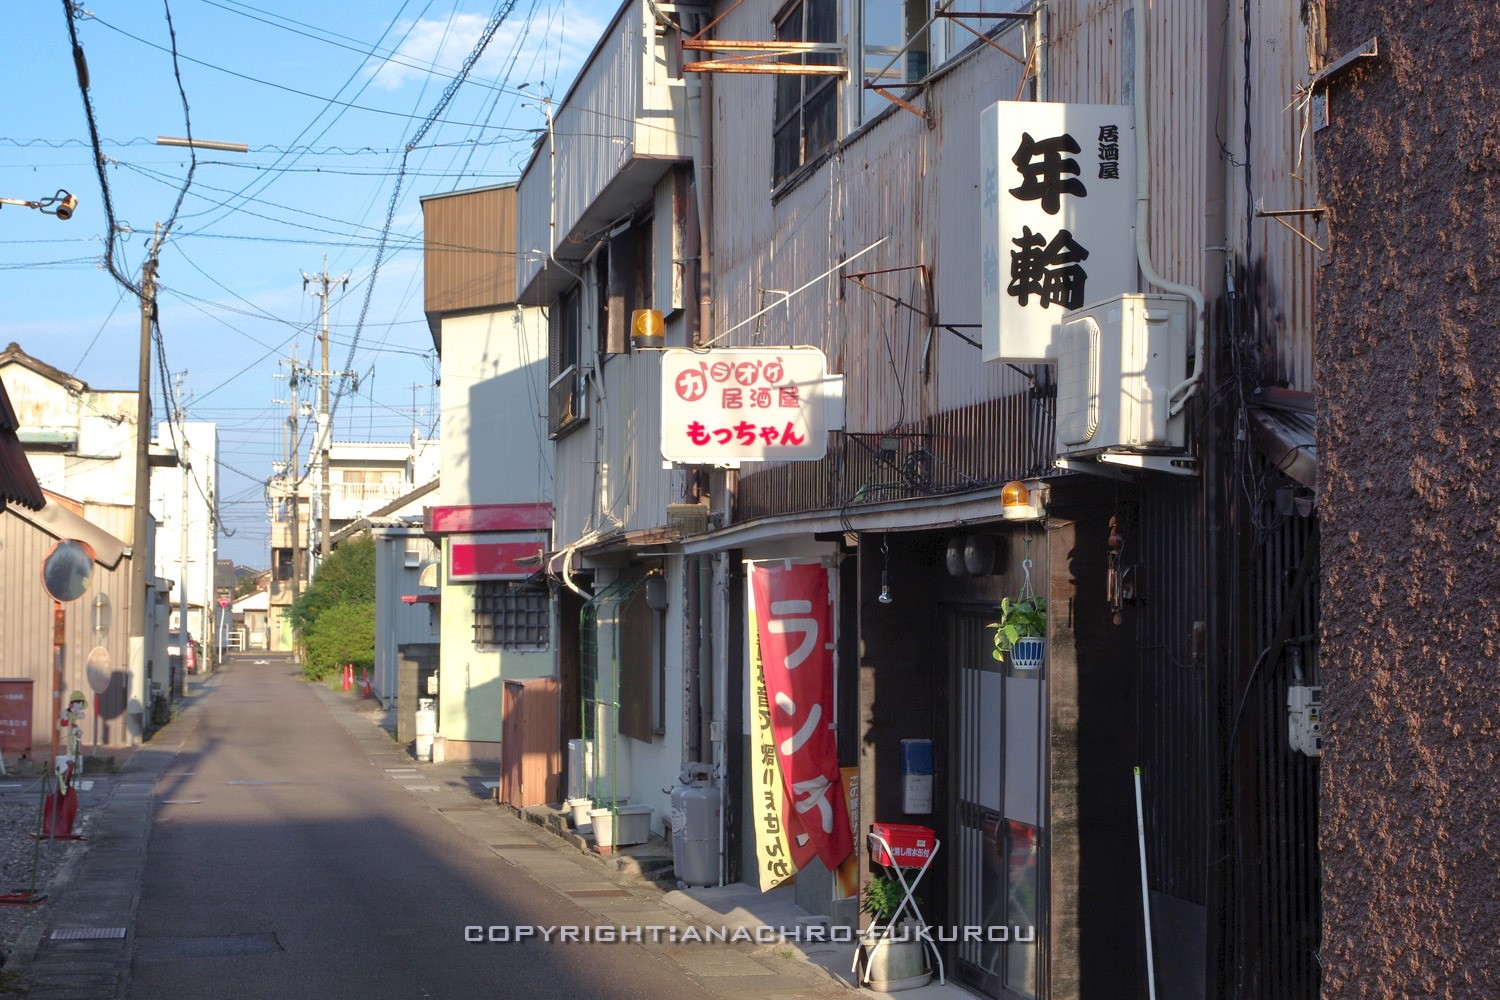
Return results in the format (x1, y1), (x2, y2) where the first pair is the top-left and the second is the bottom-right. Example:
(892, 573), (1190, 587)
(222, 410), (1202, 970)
(990, 554), (1047, 671)
(1009, 634), (1046, 671)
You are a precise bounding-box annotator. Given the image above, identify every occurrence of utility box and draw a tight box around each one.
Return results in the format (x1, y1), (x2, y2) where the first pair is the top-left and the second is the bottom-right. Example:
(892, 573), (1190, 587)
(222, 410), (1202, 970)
(501, 678), (561, 808)
(1056, 294), (1190, 459)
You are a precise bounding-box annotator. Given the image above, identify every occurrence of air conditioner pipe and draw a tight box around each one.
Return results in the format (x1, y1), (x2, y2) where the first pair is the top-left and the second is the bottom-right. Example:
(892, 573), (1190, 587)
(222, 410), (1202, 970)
(1133, 2), (1205, 414)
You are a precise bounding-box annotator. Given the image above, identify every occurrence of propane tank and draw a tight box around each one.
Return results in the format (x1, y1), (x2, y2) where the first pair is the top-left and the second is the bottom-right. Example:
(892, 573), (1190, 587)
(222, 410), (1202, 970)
(669, 763), (720, 887)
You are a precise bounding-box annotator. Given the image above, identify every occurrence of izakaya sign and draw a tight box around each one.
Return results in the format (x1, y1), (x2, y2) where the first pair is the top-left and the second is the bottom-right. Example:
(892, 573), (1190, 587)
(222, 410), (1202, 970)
(748, 562), (852, 887)
(660, 348), (832, 464)
(981, 101), (1137, 362)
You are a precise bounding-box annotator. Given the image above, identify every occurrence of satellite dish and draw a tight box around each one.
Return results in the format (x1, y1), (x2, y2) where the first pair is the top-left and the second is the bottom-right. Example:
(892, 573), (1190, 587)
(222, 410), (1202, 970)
(85, 646), (112, 693)
(42, 539), (96, 603)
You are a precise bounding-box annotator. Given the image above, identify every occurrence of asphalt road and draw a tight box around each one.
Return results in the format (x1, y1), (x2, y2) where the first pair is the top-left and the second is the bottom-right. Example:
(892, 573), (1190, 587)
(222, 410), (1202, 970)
(127, 655), (712, 1000)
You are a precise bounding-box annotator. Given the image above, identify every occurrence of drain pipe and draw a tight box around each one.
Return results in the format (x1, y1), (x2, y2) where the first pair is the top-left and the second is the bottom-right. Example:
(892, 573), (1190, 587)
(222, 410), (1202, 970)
(1132, 2), (1205, 413)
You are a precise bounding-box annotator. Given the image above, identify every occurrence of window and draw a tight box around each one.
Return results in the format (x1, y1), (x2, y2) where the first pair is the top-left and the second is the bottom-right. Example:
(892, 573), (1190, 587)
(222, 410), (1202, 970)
(472, 581), (549, 649)
(547, 287), (587, 437)
(599, 214), (655, 355)
(773, 0), (841, 187)
(861, 0), (929, 123)
(927, 1), (1032, 73)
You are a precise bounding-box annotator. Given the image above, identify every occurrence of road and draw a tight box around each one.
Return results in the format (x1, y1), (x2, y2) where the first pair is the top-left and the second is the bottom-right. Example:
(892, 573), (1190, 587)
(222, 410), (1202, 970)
(127, 654), (716, 1000)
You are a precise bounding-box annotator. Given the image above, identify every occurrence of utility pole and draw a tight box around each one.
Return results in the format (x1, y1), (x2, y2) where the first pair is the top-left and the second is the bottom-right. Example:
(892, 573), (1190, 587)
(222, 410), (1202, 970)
(128, 224), (163, 743)
(174, 371), (190, 694)
(286, 349), (304, 605)
(303, 261), (348, 559)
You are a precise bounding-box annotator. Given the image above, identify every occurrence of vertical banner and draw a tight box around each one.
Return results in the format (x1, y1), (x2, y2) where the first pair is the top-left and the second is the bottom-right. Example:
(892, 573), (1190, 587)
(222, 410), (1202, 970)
(749, 602), (795, 890)
(751, 562), (854, 873)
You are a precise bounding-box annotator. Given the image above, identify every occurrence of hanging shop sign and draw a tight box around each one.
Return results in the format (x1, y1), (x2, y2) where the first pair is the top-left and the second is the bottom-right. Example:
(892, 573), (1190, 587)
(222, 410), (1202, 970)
(750, 561), (853, 877)
(981, 101), (1137, 362)
(660, 348), (838, 464)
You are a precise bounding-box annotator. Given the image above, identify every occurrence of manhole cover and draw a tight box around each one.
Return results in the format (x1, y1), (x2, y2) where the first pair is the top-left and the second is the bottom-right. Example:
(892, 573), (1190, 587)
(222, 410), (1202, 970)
(52, 927), (126, 941)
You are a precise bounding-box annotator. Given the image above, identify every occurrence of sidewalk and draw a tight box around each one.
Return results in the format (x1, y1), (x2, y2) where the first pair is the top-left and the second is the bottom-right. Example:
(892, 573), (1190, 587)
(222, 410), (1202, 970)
(0, 672), (211, 999)
(4, 669), (975, 999)
(321, 684), (975, 1000)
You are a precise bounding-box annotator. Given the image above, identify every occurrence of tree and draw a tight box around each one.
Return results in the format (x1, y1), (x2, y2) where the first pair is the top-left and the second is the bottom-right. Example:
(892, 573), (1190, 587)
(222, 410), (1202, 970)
(289, 534), (376, 681)
(302, 601), (375, 682)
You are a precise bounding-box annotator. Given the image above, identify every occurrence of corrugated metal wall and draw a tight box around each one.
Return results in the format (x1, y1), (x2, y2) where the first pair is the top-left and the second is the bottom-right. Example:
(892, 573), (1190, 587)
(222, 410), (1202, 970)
(517, 0), (690, 295)
(1134, 477), (1210, 905)
(1223, 0), (1320, 392)
(552, 352), (689, 545)
(1230, 471), (1321, 999)
(0, 506), (135, 754)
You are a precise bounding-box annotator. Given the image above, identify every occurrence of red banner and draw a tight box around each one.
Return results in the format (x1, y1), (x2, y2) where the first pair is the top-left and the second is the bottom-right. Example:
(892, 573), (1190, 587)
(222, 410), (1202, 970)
(750, 562), (852, 871)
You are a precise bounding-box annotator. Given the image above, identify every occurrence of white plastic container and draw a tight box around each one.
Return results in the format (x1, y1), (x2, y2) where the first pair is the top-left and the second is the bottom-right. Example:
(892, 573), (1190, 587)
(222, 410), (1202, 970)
(414, 701), (437, 762)
(591, 804), (652, 850)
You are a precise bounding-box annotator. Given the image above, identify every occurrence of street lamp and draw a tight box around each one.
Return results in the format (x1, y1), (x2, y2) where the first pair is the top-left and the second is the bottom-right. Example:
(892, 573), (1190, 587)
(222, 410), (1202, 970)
(0, 190), (78, 219)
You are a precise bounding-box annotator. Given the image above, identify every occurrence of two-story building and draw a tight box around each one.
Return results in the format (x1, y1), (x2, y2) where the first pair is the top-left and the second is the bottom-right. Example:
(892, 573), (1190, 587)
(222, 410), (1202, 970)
(426, 0), (1328, 994)
(0, 342), (175, 746)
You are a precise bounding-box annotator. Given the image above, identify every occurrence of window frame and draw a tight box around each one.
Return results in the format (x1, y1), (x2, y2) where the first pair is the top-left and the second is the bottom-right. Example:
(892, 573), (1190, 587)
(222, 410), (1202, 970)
(472, 580), (550, 650)
(771, 0), (842, 189)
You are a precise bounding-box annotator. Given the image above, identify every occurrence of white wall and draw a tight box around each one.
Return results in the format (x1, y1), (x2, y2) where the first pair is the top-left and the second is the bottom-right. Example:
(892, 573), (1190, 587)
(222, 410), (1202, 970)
(439, 309), (550, 507)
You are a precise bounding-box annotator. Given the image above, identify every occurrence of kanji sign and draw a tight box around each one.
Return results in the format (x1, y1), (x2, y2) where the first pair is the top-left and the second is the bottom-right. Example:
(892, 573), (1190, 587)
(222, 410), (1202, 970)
(981, 101), (1136, 362)
(660, 348), (834, 464)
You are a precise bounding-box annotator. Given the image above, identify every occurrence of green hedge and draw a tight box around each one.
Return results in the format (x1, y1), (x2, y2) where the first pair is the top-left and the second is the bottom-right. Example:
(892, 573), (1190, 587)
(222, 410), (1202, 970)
(302, 600), (376, 682)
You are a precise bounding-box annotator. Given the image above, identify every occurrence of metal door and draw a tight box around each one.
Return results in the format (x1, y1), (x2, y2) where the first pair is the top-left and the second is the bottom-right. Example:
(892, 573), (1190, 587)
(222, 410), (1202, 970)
(951, 607), (1045, 999)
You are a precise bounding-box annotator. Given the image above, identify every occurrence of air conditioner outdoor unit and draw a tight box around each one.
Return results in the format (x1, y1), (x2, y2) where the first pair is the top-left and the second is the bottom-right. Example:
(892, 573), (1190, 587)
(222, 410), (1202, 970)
(1055, 293), (1191, 469)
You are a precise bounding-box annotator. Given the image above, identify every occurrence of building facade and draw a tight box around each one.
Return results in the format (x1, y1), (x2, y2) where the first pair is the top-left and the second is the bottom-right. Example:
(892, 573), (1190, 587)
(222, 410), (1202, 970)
(151, 419), (220, 667)
(416, 0), (1339, 995)
(0, 342), (173, 745)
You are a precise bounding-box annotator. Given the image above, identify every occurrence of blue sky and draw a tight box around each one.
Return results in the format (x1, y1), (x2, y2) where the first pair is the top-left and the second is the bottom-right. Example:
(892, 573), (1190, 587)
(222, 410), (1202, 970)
(1, 0), (610, 565)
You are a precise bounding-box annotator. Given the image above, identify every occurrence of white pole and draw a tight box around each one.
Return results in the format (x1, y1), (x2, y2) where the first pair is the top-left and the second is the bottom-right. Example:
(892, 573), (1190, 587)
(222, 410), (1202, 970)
(1134, 766), (1158, 1000)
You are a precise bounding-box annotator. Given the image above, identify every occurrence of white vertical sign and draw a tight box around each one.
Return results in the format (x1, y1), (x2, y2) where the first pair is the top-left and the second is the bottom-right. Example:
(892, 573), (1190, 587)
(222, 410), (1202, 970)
(981, 101), (1137, 362)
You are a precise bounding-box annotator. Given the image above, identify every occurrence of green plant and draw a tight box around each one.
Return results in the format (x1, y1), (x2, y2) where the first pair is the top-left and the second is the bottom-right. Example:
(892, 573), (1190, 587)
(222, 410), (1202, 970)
(989, 596), (1047, 661)
(862, 874), (919, 925)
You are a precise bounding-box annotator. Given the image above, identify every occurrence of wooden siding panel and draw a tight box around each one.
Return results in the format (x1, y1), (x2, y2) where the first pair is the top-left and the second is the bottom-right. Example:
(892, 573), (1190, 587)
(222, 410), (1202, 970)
(423, 187), (518, 318)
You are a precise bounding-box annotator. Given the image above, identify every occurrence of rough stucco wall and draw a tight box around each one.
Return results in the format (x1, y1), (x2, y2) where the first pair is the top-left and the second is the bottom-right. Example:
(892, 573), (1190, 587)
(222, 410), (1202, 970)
(1316, 4), (1500, 997)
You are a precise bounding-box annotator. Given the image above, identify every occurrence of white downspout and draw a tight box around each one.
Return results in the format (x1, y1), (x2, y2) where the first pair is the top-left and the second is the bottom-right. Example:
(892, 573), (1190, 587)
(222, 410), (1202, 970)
(1133, 1), (1206, 413)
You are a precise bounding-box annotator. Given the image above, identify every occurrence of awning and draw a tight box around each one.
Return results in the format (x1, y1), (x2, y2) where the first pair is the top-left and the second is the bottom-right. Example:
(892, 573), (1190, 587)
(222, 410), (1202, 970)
(679, 484), (1008, 555)
(9, 495), (128, 569)
(401, 594), (440, 605)
(0, 381), (43, 511)
(1247, 388), (1317, 490)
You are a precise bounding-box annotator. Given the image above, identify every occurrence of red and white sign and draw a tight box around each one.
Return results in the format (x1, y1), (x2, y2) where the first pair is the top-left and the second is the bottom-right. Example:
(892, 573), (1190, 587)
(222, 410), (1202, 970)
(219, 597), (230, 608)
(660, 348), (836, 464)
(750, 561), (852, 872)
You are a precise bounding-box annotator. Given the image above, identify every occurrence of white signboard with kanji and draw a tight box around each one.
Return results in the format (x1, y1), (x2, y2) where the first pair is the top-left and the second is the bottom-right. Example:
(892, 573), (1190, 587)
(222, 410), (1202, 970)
(660, 348), (832, 464)
(981, 101), (1137, 362)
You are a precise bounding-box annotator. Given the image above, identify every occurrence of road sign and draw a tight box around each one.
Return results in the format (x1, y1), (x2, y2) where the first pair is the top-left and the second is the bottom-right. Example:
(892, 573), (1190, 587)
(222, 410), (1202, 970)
(219, 597), (230, 608)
